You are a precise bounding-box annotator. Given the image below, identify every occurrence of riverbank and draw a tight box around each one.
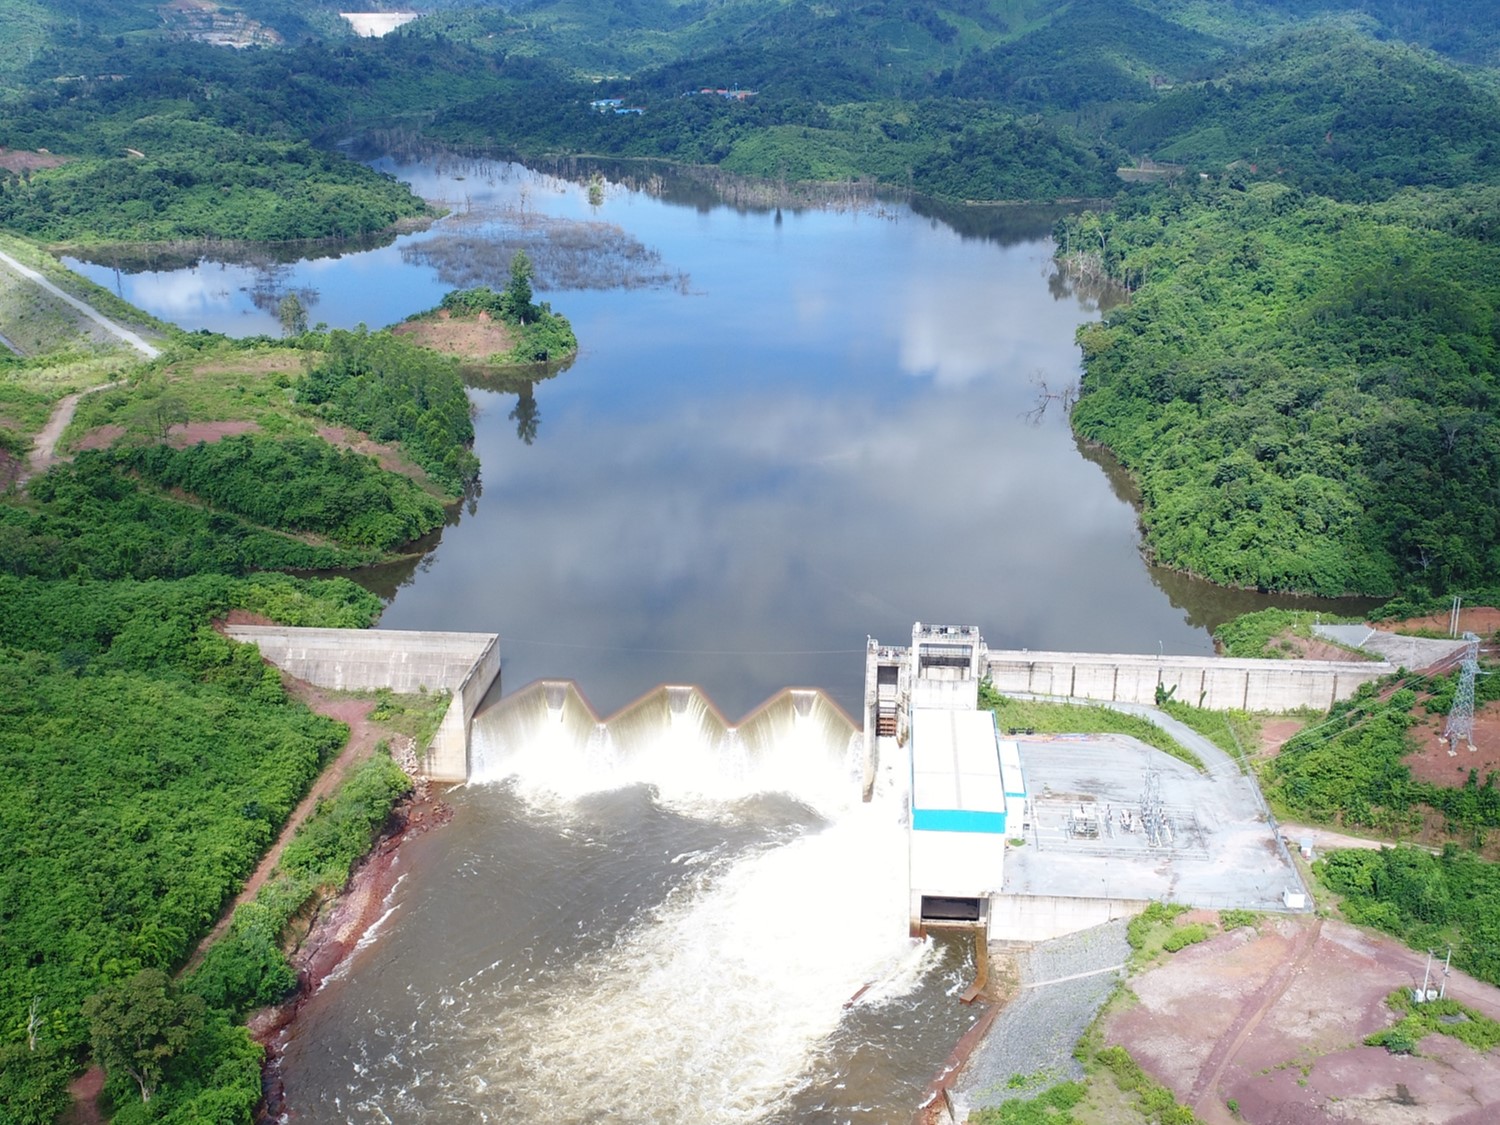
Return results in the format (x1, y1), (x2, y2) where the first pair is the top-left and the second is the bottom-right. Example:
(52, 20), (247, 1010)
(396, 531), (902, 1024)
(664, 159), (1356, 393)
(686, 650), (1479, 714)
(251, 775), (454, 1123)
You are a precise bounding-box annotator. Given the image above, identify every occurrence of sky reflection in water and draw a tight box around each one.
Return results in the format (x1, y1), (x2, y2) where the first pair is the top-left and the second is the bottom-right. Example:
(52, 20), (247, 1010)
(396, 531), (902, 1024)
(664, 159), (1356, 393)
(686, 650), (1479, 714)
(69, 160), (1365, 718)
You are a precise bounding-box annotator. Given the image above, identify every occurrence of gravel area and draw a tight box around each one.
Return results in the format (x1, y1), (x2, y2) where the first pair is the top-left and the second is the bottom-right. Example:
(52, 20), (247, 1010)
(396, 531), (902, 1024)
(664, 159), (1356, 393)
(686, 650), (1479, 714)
(950, 920), (1130, 1117)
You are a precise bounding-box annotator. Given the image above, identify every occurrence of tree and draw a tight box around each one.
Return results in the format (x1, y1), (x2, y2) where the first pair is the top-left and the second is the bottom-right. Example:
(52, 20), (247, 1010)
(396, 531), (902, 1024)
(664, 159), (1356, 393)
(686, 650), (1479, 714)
(501, 250), (536, 324)
(277, 293), (308, 337)
(83, 969), (206, 1105)
(0, 1041), (72, 1125)
(509, 383), (540, 445)
(126, 393), (189, 441)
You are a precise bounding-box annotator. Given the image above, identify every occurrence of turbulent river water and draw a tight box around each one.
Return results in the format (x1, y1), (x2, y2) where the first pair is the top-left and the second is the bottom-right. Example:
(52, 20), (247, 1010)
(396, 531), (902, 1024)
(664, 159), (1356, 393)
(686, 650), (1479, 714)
(71, 156), (1371, 1122)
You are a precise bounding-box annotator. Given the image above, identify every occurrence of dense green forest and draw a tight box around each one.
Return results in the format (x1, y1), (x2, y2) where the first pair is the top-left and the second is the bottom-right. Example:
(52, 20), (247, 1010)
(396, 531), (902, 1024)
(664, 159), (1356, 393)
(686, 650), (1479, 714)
(1, 453), (377, 579)
(1319, 845), (1500, 988)
(116, 434), (447, 552)
(298, 328), (481, 493)
(1059, 181), (1500, 595)
(0, 575), (384, 1123)
(0, 327), (477, 1117)
(7, 0), (1497, 233)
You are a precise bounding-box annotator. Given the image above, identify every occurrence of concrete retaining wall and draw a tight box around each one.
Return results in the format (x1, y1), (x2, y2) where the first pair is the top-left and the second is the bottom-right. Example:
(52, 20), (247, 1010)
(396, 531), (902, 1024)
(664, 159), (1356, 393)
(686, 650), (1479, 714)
(225, 626), (500, 781)
(985, 650), (1392, 712)
(988, 894), (1151, 942)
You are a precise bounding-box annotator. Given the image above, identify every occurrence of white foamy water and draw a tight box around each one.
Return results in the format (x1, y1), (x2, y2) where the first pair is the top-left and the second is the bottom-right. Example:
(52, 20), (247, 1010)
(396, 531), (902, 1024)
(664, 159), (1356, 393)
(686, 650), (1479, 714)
(469, 687), (865, 821)
(280, 698), (956, 1125)
(453, 696), (929, 1122)
(476, 795), (926, 1123)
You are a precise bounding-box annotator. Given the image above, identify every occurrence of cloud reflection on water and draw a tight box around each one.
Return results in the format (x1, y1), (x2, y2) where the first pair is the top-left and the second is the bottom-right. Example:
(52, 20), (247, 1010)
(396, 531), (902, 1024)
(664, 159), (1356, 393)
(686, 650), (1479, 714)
(65, 158), (1370, 719)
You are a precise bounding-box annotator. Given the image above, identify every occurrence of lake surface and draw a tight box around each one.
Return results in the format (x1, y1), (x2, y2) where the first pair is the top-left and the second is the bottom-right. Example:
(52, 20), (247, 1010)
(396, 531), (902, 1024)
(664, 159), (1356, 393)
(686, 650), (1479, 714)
(70, 156), (1362, 720)
(69, 157), (1373, 1123)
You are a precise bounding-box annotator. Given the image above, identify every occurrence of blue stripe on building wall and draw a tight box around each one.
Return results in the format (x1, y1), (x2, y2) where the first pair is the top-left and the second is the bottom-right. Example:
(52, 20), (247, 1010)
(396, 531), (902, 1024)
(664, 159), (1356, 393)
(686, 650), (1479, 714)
(912, 808), (1007, 833)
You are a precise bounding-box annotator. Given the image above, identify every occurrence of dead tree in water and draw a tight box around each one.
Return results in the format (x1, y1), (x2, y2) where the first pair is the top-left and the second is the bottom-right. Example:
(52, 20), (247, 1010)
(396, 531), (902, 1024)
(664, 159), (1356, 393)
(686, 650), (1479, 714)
(1022, 374), (1079, 423)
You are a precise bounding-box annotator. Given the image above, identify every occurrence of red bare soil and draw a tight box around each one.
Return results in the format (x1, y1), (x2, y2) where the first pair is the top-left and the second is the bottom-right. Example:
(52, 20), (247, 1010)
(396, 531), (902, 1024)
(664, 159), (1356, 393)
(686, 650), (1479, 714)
(1404, 705), (1500, 788)
(71, 424), (126, 452)
(70, 419), (259, 453)
(1382, 608), (1500, 790)
(391, 310), (517, 362)
(167, 419), (260, 447)
(0, 147), (67, 173)
(1387, 607), (1500, 638)
(1265, 632), (1377, 661)
(1109, 914), (1500, 1125)
(1257, 718), (1307, 760)
(315, 423), (438, 492)
(58, 1067), (104, 1125)
(221, 608), (278, 626)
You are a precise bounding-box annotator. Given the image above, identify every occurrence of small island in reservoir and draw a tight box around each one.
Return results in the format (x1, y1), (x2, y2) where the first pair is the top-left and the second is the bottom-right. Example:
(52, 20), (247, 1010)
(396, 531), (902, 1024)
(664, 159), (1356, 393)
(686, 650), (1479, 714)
(392, 250), (578, 370)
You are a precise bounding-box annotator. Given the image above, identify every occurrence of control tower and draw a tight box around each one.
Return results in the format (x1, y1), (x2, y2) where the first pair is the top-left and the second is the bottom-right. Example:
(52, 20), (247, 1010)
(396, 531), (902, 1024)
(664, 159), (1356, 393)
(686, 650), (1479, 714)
(865, 624), (1025, 936)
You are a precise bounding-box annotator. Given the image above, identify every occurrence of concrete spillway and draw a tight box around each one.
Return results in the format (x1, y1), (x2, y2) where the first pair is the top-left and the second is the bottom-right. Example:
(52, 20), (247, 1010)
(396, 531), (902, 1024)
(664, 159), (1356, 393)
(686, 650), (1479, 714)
(469, 681), (863, 797)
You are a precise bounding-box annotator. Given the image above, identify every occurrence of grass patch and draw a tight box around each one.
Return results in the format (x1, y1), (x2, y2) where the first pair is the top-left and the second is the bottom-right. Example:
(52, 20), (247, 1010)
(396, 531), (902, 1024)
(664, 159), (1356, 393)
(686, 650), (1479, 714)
(69, 341), (305, 446)
(2, 350), (132, 405)
(1159, 702), (1258, 774)
(0, 379), (50, 446)
(367, 688), (451, 755)
(980, 683), (1205, 772)
(1125, 903), (1217, 965)
(1218, 909), (1261, 931)
(1213, 608), (1362, 660)
(1092, 1046), (1202, 1125)
(969, 1080), (1087, 1124)
(1365, 989), (1500, 1055)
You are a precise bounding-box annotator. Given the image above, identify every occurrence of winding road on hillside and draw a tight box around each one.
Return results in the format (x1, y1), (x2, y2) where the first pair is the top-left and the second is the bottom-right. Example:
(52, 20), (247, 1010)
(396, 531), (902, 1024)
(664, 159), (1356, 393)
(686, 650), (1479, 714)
(19, 379), (124, 486)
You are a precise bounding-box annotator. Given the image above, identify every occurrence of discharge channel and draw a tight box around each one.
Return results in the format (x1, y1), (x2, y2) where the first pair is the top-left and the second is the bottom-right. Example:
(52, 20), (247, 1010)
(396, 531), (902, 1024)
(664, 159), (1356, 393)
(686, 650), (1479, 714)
(275, 702), (980, 1122)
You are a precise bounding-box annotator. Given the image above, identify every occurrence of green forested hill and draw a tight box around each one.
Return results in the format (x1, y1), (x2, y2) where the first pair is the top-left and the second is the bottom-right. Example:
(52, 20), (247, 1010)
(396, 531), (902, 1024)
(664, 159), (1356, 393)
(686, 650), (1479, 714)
(941, 0), (1233, 108)
(1060, 182), (1500, 595)
(1115, 27), (1500, 198)
(3, 0), (1500, 1115)
(4, 0), (1497, 231)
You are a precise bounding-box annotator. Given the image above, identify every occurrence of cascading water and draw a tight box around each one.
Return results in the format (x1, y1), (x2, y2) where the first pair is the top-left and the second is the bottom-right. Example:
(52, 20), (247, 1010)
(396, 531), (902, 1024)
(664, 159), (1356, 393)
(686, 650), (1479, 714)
(277, 686), (979, 1124)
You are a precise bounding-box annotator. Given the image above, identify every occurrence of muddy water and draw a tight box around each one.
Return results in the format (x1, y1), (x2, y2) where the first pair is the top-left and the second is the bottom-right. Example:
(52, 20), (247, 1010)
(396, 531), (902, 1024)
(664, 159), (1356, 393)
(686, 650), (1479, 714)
(275, 725), (979, 1124)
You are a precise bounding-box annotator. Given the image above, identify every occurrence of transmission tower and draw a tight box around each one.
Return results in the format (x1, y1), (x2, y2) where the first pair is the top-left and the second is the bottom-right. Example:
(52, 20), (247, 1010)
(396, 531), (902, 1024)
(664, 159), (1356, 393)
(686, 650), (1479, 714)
(1443, 632), (1481, 750)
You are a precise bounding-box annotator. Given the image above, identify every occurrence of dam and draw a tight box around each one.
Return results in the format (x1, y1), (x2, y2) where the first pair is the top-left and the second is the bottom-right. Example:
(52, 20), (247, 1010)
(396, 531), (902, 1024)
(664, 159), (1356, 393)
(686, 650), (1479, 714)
(229, 620), (1395, 944)
(230, 619), (1396, 789)
(250, 619), (1410, 1121)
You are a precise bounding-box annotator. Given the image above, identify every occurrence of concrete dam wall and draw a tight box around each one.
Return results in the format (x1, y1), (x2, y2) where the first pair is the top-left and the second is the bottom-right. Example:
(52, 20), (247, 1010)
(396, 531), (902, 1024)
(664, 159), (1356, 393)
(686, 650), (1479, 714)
(224, 626), (500, 781)
(984, 649), (1392, 712)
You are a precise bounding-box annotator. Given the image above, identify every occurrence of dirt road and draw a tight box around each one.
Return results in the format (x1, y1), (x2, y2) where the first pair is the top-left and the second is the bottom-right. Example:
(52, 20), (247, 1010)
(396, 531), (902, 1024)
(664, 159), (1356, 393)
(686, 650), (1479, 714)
(20, 379), (124, 485)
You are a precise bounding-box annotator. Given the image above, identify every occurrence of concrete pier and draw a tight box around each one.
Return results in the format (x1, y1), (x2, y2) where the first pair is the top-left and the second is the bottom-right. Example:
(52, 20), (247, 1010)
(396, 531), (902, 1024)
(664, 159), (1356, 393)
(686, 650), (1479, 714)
(225, 626), (500, 781)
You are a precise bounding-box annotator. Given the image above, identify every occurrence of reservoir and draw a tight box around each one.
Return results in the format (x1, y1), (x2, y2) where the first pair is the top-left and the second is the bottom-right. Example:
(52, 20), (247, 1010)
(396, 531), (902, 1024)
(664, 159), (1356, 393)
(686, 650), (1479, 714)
(69, 156), (1365, 1122)
(69, 156), (1359, 720)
